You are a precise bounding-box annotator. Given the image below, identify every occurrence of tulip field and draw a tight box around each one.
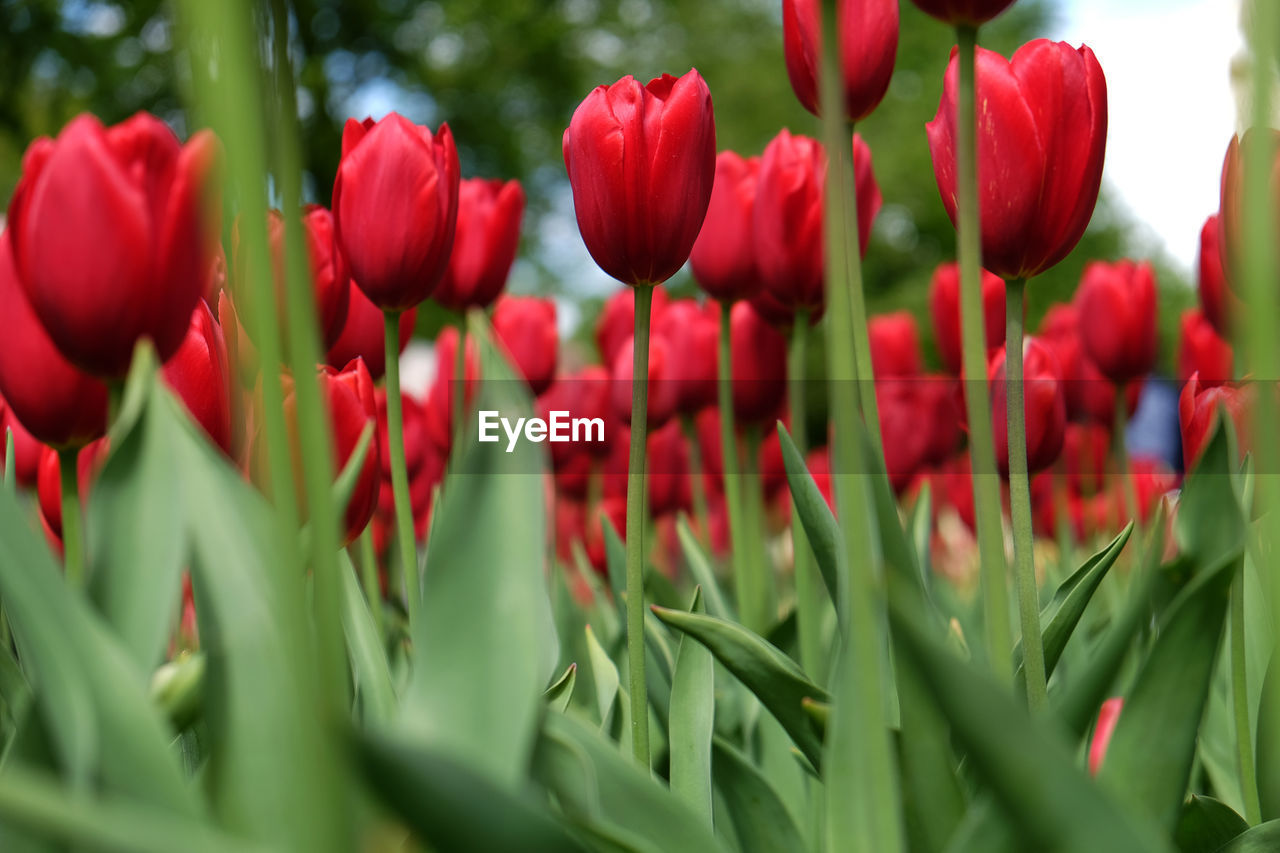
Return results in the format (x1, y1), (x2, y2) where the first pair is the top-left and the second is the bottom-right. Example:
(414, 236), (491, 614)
(1, 0), (1280, 850)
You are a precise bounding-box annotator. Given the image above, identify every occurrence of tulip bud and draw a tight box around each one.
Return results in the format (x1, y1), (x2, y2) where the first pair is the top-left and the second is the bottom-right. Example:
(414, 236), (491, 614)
(730, 301), (788, 425)
(781, 0), (898, 121)
(0, 232), (109, 448)
(596, 287), (669, 367)
(909, 0), (1016, 26)
(325, 280), (417, 382)
(990, 338), (1067, 476)
(1074, 260), (1157, 384)
(928, 41), (1107, 280)
(1089, 697), (1124, 776)
(432, 178), (526, 311)
(492, 296), (558, 396)
(1178, 373), (1251, 471)
(1177, 309), (1233, 388)
(929, 262), (1006, 375)
(1198, 214), (1236, 335)
(869, 311), (923, 378)
(563, 70), (716, 287)
(8, 113), (221, 377)
(1218, 129), (1280, 295)
(333, 113), (460, 310)
(691, 152), (763, 302)
(0, 393), (42, 487)
(660, 299), (720, 415)
(162, 300), (233, 455)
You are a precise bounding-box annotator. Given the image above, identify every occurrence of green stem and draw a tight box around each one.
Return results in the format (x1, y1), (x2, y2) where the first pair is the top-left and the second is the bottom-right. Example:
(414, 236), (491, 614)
(1004, 278), (1046, 711)
(625, 285), (654, 767)
(1232, 575), (1262, 824)
(57, 448), (85, 589)
(358, 528), (383, 642)
(790, 310), (823, 678)
(1112, 394), (1144, 562)
(453, 316), (466, 456)
(955, 23), (1013, 683)
(680, 415), (711, 548)
(841, 124), (882, 454)
(718, 299), (751, 621)
(742, 424), (775, 630)
(384, 311), (421, 629)
(3, 429), (13, 494)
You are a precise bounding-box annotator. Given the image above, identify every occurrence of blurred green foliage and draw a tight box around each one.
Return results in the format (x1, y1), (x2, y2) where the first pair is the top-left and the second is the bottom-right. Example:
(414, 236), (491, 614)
(0, 0), (1191, 369)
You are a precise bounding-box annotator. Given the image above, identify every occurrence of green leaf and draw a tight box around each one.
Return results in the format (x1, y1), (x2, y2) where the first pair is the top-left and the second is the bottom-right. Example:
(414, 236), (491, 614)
(676, 515), (732, 620)
(888, 599), (1168, 853)
(331, 421), (374, 523)
(908, 481), (933, 584)
(1174, 795), (1248, 853)
(338, 550), (396, 725)
(1098, 550), (1239, 833)
(1259, 658), (1280, 821)
(586, 623), (624, 737)
(711, 737), (805, 853)
(603, 514), (627, 605)
(776, 424), (841, 614)
(668, 588), (713, 829)
(356, 728), (588, 853)
(1177, 419), (1246, 564)
(1214, 820), (1280, 852)
(544, 664), (577, 714)
(402, 321), (559, 789)
(651, 606), (828, 771)
(532, 710), (726, 853)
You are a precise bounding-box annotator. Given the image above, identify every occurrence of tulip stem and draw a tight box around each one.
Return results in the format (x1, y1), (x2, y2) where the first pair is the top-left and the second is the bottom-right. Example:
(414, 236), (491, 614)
(742, 424), (775, 631)
(453, 316), (467, 456)
(1112, 395), (1144, 560)
(718, 299), (751, 623)
(1231, 574), (1263, 824)
(680, 415), (711, 548)
(358, 528), (383, 641)
(790, 310), (823, 679)
(57, 448), (85, 590)
(955, 23), (1013, 684)
(1004, 278), (1046, 711)
(842, 121), (882, 456)
(384, 310), (421, 629)
(625, 286), (655, 767)
(3, 429), (13, 494)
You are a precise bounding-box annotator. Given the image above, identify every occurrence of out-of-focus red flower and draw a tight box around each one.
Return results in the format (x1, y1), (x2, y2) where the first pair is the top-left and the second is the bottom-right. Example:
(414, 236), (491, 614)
(596, 287), (669, 368)
(1179, 372), (1251, 471)
(1062, 422), (1111, 497)
(920, 375), (964, 466)
(1074, 260), (1157, 384)
(325, 281), (417, 382)
(432, 178), (525, 310)
(424, 327), (480, 454)
(492, 295), (558, 396)
(647, 420), (691, 519)
(807, 446), (835, 513)
(781, 0), (898, 121)
(373, 389), (441, 550)
(7, 112), (221, 377)
(869, 311), (923, 378)
(929, 262), (1005, 375)
(611, 334), (677, 430)
(660, 299), (719, 415)
(539, 365), (613, 472)
(877, 380), (933, 494)
(1198, 214), (1236, 335)
(333, 113), (460, 311)
(584, 496), (628, 575)
(1218, 129), (1280, 295)
(927, 41), (1106, 280)
(563, 70), (716, 287)
(162, 300), (232, 455)
(1177, 308), (1233, 387)
(691, 151), (763, 302)
(0, 393), (42, 487)
(1089, 697), (1124, 776)
(990, 339), (1067, 476)
(909, 0), (1017, 26)
(1039, 304), (1139, 425)
(36, 439), (108, 547)
(730, 301), (788, 425)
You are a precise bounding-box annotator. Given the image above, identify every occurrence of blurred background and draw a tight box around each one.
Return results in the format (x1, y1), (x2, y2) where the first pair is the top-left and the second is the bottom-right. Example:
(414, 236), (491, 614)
(0, 0), (1243, 374)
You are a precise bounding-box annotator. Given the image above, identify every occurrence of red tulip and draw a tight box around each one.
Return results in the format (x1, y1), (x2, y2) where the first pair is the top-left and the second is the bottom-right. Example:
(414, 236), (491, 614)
(730, 301), (788, 424)
(647, 420), (692, 518)
(538, 365), (614, 467)
(990, 338), (1067, 476)
(424, 327), (480, 454)
(1177, 309), (1233, 388)
(611, 334), (677, 430)
(1218, 129), (1280, 294)
(1061, 422), (1110, 497)
(1074, 260), (1157, 384)
(869, 311), (923, 378)
(492, 296), (558, 396)
(1179, 373), (1251, 471)
(660, 299), (720, 415)
(1039, 304), (1139, 425)
(877, 380), (932, 493)
(781, 0), (898, 121)
(7, 112), (221, 377)
(754, 130), (880, 314)
(909, 0), (1017, 26)
(1089, 697), (1124, 775)
(162, 300), (232, 455)
(927, 41), (1107, 280)
(584, 496), (629, 574)
(204, 245), (227, 304)
(36, 439), (108, 545)
(596, 287), (669, 367)
(325, 281), (417, 382)
(333, 113), (460, 310)
(1129, 457), (1178, 524)
(432, 178), (526, 310)
(0, 393), (42, 487)
(690, 152), (763, 302)
(920, 375), (964, 466)
(373, 390), (442, 547)
(563, 70), (716, 287)
(807, 446), (836, 513)
(0, 231), (108, 448)
(1198, 214), (1236, 335)
(929, 262), (1005, 374)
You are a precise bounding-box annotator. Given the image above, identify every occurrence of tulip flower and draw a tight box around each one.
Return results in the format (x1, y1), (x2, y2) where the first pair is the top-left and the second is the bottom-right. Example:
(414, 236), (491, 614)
(36, 439), (108, 550)
(876, 381), (932, 494)
(927, 41), (1107, 280)
(596, 287), (670, 368)
(1062, 422), (1111, 497)
(538, 365), (614, 464)
(660, 300), (719, 415)
(909, 0), (1017, 26)
(929, 262), (1005, 374)
(754, 130), (880, 314)
(647, 420), (692, 519)
(432, 178), (526, 311)
(0, 232), (109, 448)
(563, 70), (716, 287)
(7, 113), (221, 378)
(1074, 260), (1157, 385)
(869, 311), (923, 378)
(781, 0), (898, 121)
(325, 281), (418, 382)
(1198, 214), (1236, 336)
(492, 296), (558, 396)
(0, 394), (42, 487)
(162, 300), (232, 456)
(990, 339), (1067, 476)
(611, 334), (677, 430)
(920, 376), (964, 466)
(1179, 373), (1251, 471)
(1177, 309), (1233, 388)
(332, 113), (460, 311)
(1218, 129), (1280, 294)
(1039, 304), (1139, 425)
(690, 152), (763, 302)
(372, 390), (442, 553)
(730, 301), (788, 425)
(1089, 697), (1124, 776)
(424, 327), (480, 455)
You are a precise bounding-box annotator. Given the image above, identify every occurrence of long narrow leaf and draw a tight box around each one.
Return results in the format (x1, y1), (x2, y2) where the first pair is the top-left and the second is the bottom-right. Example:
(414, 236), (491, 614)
(668, 588), (714, 829)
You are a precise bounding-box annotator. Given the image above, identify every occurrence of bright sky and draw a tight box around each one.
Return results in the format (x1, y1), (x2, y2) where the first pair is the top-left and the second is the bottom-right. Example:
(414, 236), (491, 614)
(1048, 0), (1245, 271)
